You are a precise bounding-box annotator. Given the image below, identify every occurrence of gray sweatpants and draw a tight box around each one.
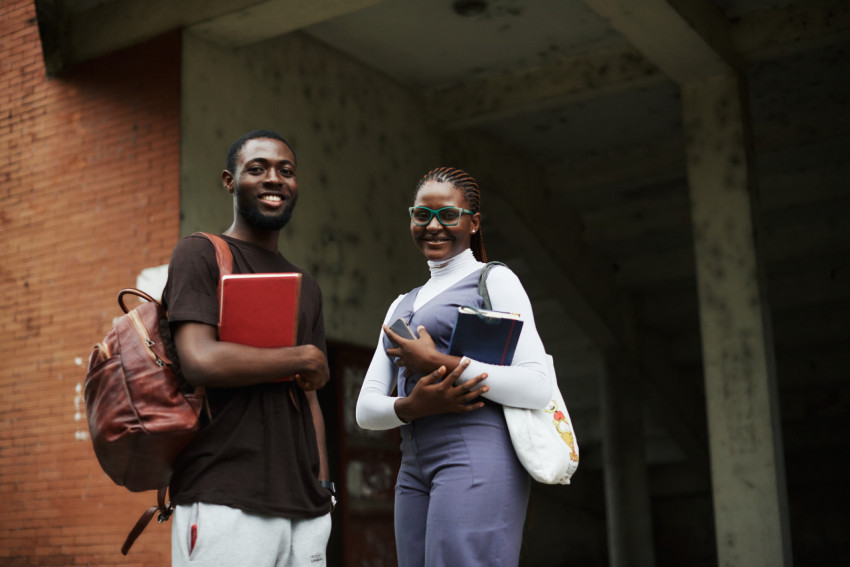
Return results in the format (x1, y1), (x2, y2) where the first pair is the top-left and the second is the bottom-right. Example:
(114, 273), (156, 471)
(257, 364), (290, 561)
(171, 502), (331, 566)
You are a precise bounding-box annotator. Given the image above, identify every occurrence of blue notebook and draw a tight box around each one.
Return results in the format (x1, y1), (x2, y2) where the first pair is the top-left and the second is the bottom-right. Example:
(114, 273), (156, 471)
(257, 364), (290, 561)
(447, 306), (524, 366)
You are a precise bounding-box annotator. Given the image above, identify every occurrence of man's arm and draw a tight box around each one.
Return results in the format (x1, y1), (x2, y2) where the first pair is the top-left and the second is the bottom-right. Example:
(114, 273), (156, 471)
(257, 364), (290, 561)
(307, 391), (330, 481)
(173, 322), (330, 390)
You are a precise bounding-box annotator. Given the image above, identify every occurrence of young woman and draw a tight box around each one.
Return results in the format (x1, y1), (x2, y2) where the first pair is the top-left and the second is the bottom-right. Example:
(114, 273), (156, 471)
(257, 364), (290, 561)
(356, 167), (552, 567)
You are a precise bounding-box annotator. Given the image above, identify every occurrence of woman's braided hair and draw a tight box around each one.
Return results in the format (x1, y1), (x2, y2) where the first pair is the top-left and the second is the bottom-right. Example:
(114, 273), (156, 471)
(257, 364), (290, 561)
(415, 166), (487, 262)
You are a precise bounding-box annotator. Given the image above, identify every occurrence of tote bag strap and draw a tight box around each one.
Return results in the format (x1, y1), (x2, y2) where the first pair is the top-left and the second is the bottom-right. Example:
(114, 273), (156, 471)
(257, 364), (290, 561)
(477, 261), (506, 310)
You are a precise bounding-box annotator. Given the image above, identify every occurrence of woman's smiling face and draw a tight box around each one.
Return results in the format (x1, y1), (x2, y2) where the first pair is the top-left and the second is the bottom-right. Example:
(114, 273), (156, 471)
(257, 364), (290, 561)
(411, 180), (480, 262)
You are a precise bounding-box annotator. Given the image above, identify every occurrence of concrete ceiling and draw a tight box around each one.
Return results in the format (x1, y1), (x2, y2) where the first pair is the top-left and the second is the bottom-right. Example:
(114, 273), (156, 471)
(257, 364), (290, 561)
(51, 0), (849, 169)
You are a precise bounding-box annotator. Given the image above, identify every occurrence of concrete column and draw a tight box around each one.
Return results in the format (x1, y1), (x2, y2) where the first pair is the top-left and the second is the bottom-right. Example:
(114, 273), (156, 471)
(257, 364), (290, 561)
(682, 73), (792, 566)
(600, 348), (655, 567)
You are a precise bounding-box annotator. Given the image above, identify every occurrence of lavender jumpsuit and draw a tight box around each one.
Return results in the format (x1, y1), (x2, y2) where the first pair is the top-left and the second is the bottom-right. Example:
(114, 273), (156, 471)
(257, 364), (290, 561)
(385, 269), (530, 567)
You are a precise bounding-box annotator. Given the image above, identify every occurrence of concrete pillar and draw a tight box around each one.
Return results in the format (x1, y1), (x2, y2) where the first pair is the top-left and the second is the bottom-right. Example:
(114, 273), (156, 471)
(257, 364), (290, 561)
(682, 72), (792, 566)
(600, 348), (656, 567)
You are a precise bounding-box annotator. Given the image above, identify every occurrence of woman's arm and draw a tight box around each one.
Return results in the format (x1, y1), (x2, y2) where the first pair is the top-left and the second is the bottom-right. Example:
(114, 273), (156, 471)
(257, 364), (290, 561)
(356, 299), (489, 429)
(381, 267), (551, 409)
(454, 266), (552, 409)
(356, 299), (407, 430)
(356, 328), (406, 430)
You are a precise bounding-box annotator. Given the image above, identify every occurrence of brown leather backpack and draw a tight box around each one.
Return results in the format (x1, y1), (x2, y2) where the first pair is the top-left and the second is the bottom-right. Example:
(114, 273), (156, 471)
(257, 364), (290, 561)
(84, 232), (232, 553)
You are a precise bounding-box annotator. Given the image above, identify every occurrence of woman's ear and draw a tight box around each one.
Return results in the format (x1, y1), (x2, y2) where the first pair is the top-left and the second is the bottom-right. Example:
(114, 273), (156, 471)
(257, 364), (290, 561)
(470, 212), (482, 234)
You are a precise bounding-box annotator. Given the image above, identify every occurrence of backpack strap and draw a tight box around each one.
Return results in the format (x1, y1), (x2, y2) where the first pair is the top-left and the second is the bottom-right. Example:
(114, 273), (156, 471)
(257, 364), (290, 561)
(195, 232), (234, 296)
(121, 487), (170, 555)
(477, 261), (507, 310)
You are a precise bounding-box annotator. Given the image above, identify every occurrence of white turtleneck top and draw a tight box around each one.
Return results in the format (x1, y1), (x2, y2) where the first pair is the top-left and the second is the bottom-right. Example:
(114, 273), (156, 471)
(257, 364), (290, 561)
(356, 248), (552, 430)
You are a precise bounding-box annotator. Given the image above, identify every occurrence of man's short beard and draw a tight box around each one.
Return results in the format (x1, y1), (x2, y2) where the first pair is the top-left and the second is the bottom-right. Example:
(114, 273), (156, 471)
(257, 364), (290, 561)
(243, 207), (294, 231)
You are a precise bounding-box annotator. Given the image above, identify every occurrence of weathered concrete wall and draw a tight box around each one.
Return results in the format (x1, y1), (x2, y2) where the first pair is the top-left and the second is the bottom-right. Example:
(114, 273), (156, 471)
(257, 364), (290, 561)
(180, 30), (440, 343)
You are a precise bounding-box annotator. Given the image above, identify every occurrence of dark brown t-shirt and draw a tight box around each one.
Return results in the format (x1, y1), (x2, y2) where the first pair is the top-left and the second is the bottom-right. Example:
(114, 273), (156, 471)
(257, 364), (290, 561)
(162, 233), (331, 518)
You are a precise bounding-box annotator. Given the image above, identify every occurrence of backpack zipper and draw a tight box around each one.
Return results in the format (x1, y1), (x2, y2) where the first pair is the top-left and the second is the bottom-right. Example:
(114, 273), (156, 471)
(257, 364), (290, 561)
(128, 309), (168, 367)
(94, 341), (110, 361)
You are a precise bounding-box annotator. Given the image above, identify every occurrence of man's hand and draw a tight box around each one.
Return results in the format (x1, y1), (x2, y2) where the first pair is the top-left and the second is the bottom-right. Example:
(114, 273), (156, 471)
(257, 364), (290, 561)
(393, 358), (488, 422)
(294, 344), (330, 391)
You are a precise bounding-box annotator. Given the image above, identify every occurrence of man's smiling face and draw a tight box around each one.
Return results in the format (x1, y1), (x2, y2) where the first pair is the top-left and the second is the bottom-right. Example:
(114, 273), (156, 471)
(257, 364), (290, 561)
(225, 137), (299, 231)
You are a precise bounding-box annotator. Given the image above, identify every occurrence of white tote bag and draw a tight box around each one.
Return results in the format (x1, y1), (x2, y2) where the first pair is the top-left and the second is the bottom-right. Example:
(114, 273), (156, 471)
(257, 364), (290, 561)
(477, 262), (579, 484)
(503, 354), (579, 485)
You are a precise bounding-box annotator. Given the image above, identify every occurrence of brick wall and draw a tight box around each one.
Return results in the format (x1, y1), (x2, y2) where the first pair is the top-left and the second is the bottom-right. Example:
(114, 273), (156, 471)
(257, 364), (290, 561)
(1, 2), (181, 564)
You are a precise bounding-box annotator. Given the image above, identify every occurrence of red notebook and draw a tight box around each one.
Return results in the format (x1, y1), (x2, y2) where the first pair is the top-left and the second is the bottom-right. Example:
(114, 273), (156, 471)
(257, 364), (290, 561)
(218, 273), (302, 348)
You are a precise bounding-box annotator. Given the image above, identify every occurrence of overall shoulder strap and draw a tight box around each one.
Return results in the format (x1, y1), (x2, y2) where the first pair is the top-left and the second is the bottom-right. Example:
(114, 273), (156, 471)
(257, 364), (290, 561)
(477, 261), (507, 310)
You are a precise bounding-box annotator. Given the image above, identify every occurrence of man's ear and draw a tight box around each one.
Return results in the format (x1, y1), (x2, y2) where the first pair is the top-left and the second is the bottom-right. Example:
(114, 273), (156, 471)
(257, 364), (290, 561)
(222, 170), (234, 193)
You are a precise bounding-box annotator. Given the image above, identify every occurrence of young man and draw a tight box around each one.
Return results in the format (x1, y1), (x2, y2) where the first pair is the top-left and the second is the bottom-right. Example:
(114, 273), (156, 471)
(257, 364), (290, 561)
(162, 130), (334, 566)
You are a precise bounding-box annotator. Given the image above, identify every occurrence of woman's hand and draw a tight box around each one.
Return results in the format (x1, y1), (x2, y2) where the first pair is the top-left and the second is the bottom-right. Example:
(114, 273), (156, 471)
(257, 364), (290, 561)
(393, 358), (489, 422)
(384, 324), (441, 376)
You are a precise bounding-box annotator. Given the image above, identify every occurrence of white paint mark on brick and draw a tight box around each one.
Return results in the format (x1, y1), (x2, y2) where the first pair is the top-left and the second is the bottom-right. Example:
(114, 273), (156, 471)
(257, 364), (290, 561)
(74, 381), (89, 441)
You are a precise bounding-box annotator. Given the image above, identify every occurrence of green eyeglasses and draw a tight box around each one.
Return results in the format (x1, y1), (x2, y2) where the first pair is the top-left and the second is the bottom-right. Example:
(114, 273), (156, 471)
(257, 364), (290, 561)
(409, 206), (474, 227)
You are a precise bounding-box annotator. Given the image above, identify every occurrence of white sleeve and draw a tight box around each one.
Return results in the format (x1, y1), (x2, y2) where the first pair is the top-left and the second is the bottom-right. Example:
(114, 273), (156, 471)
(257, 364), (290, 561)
(355, 296), (407, 430)
(455, 266), (552, 409)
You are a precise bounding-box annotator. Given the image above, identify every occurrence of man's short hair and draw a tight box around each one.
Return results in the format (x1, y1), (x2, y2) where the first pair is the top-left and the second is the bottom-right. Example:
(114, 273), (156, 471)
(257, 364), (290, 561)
(226, 130), (296, 173)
